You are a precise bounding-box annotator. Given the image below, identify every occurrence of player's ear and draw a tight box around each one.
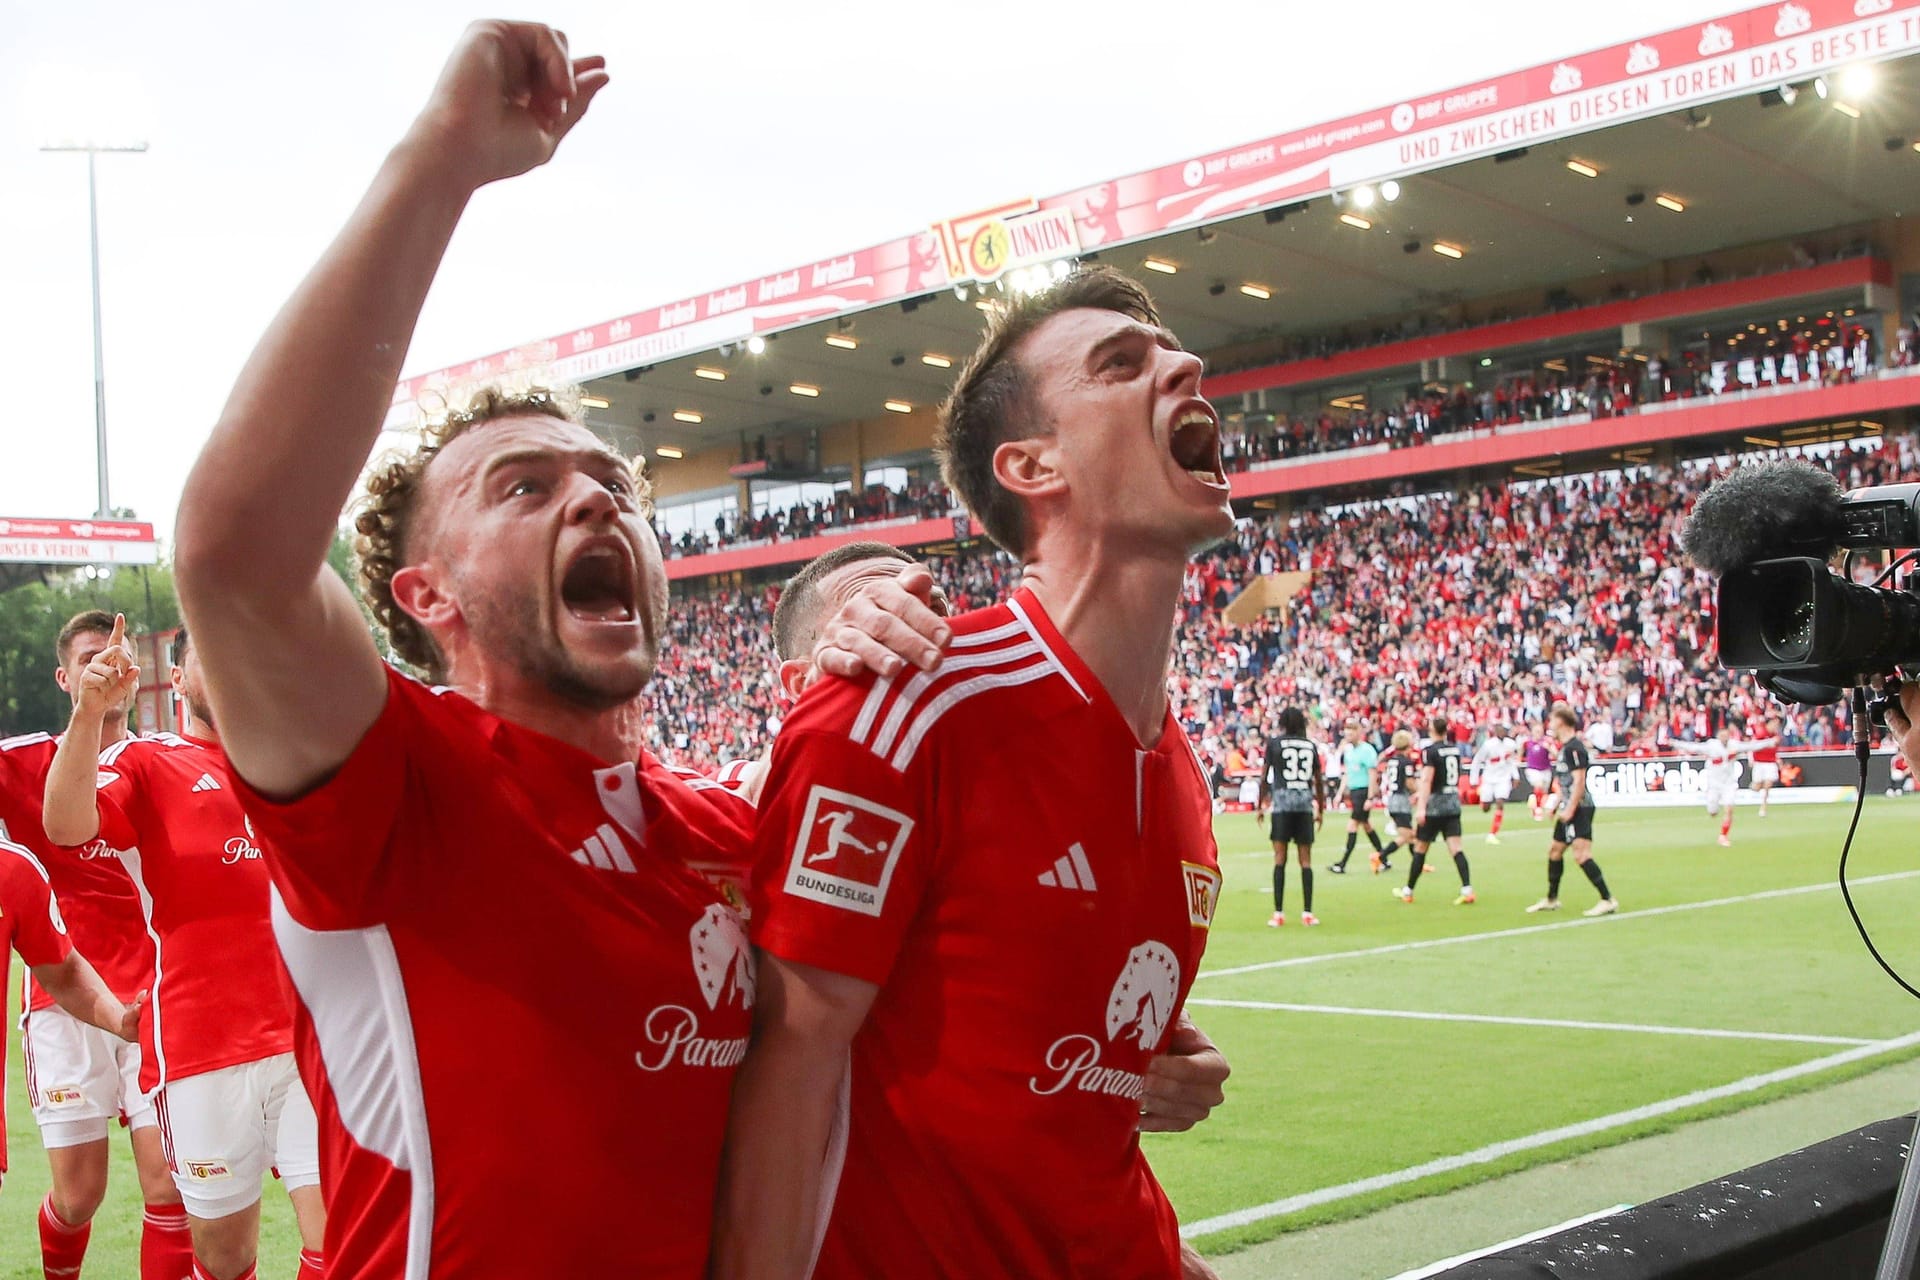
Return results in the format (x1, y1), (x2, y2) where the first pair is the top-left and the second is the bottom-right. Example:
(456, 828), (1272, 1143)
(778, 658), (811, 702)
(54, 665), (72, 694)
(992, 436), (1066, 504)
(390, 563), (461, 637)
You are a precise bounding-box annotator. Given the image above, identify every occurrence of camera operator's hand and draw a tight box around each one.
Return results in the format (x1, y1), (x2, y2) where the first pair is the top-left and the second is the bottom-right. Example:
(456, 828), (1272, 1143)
(1881, 680), (1920, 767)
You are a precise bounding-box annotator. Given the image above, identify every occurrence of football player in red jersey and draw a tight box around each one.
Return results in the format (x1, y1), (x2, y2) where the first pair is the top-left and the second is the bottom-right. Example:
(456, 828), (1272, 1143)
(45, 627), (326, 1280)
(170, 23), (948, 1279)
(0, 612), (190, 1280)
(716, 267), (1232, 1279)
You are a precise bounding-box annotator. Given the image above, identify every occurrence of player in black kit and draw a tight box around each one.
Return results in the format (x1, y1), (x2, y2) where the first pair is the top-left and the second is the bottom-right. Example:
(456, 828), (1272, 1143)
(1371, 729), (1416, 873)
(1396, 716), (1476, 906)
(1528, 702), (1619, 916)
(1259, 706), (1326, 926)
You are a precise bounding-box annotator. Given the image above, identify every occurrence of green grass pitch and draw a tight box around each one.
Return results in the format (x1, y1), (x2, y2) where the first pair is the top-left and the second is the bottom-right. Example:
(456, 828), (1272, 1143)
(2, 797), (1917, 1273)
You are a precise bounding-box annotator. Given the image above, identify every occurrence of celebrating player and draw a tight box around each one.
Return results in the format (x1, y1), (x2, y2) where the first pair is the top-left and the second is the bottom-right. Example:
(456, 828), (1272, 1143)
(0, 612), (189, 1280)
(1259, 706), (1325, 925)
(1470, 722), (1520, 845)
(44, 627), (325, 1280)
(1751, 718), (1782, 816)
(0, 834), (147, 1178)
(714, 266), (1229, 1278)
(1675, 726), (1773, 847)
(1397, 716), (1475, 906)
(1328, 719), (1386, 874)
(1527, 703), (1618, 916)
(170, 23), (951, 1277)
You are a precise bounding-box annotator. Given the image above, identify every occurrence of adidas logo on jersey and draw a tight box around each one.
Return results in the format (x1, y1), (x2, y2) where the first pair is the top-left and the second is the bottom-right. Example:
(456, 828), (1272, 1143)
(1037, 843), (1098, 892)
(568, 822), (637, 874)
(190, 773), (221, 793)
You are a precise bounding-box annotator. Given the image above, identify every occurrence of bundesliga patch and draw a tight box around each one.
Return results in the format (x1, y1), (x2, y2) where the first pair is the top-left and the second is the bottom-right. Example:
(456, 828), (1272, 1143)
(44, 1086), (85, 1109)
(183, 1160), (233, 1182)
(784, 785), (913, 918)
(1182, 863), (1222, 929)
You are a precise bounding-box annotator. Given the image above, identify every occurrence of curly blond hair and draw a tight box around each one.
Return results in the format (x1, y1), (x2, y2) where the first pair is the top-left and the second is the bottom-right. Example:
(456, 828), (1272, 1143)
(353, 383), (649, 679)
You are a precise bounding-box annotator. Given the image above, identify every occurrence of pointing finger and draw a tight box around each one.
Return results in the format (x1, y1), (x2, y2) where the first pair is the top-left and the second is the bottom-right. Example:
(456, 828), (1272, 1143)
(109, 614), (125, 647)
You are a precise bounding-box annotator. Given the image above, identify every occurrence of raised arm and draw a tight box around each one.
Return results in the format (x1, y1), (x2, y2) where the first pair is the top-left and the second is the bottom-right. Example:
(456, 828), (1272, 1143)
(172, 22), (608, 799)
(711, 955), (879, 1278)
(42, 614), (136, 846)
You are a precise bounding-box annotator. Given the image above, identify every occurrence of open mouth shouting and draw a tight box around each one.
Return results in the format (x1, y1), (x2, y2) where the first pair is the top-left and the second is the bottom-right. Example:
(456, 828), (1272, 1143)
(559, 538), (639, 626)
(1169, 401), (1230, 492)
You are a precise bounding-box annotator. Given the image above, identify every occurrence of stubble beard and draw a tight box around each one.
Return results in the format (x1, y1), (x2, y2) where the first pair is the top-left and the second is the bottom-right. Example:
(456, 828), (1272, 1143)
(468, 578), (654, 713)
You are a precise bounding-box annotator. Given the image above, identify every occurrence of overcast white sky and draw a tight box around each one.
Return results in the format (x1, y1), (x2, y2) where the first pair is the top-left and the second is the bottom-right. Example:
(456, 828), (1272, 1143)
(1, 0), (1747, 538)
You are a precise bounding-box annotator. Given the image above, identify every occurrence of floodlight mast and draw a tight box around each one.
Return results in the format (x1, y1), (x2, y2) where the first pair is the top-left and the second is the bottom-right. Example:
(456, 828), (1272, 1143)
(39, 140), (148, 518)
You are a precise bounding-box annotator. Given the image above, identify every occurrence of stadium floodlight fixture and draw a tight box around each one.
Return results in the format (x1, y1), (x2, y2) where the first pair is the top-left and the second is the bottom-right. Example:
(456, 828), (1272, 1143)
(1339, 213), (1373, 230)
(825, 334), (857, 350)
(1654, 194), (1687, 213)
(1142, 257), (1178, 274)
(655, 445), (684, 459)
(746, 336), (767, 355)
(1839, 64), (1876, 99)
(40, 139), (148, 519)
(672, 409), (702, 423)
(1350, 186), (1376, 209)
(1239, 283), (1272, 300)
(921, 353), (953, 369)
(788, 383), (820, 397)
(1565, 159), (1600, 178)
(1777, 82), (1799, 106)
(1814, 75), (1831, 99)
(1051, 259), (1073, 280)
(579, 394), (610, 409)
(1432, 241), (1465, 259)
(884, 400), (913, 414)
(1833, 100), (1863, 119)
(1380, 180), (1401, 202)
(694, 366), (727, 380)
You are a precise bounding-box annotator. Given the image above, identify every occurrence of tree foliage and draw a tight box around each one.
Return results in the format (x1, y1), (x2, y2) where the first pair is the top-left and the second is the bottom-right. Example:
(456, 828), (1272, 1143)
(0, 530), (383, 737)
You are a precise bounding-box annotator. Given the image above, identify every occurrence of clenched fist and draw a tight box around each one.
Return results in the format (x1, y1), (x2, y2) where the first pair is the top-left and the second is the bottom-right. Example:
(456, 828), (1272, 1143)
(407, 20), (610, 191)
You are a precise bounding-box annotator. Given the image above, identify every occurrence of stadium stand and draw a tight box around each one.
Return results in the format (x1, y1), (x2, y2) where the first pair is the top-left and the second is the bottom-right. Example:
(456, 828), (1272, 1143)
(644, 429), (1920, 772)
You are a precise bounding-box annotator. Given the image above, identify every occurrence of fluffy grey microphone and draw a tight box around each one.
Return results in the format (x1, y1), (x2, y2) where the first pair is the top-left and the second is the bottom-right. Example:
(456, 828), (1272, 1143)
(1681, 460), (1847, 576)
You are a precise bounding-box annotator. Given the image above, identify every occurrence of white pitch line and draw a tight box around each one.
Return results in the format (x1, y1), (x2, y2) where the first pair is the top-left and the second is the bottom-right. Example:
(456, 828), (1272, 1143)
(1183, 998), (1875, 1047)
(1180, 1028), (1920, 1239)
(1387, 1205), (1631, 1280)
(1199, 869), (1920, 982)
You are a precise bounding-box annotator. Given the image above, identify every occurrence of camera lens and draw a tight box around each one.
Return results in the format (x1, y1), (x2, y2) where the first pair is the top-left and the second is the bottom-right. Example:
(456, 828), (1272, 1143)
(1758, 594), (1814, 663)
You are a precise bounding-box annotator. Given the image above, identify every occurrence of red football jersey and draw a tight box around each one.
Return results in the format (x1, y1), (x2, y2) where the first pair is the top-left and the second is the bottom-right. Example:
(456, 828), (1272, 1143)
(0, 733), (153, 1013)
(0, 835), (76, 1172)
(91, 733), (293, 1091)
(236, 669), (757, 1279)
(751, 586), (1222, 1279)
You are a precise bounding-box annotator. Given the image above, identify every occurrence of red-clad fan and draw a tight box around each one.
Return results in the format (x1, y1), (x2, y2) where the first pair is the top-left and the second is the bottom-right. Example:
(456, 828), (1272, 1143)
(168, 22), (949, 1279)
(715, 267), (1229, 1279)
(44, 625), (324, 1280)
(0, 611), (188, 1280)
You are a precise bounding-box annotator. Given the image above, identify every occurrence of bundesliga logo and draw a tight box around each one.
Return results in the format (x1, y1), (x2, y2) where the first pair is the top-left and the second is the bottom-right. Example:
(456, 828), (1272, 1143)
(783, 785), (913, 918)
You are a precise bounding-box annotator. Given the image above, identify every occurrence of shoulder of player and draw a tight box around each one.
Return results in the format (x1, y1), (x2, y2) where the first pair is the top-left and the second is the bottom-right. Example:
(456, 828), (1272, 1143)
(786, 600), (1083, 773)
(98, 732), (195, 769)
(0, 834), (52, 886)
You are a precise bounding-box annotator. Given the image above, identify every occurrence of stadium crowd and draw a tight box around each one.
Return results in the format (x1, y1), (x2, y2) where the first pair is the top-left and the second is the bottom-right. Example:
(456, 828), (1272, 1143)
(646, 430), (1920, 775)
(658, 475), (952, 559)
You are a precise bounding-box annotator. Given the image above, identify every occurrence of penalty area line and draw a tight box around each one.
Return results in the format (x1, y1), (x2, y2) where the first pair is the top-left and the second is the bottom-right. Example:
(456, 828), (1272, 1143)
(1182, 998), (1876, 1047)
(1198, 870), (1920, 981)
(1180, 1029), (1920, 1240)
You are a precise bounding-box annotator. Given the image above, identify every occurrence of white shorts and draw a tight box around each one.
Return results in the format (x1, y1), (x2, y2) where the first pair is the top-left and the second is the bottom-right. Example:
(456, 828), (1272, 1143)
(22, 1005), (154, 1148)
(1525, 769), (1552, 791)
(155, 1054), (319, 1218)
(1483, 773), (1517, 802)
(1751, 763), (1779, 786)
(1704, 783), (1738, 815)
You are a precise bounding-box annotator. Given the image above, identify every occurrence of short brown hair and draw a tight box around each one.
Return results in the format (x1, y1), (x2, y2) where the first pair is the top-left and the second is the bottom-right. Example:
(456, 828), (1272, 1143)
(56, 610), (114, 666)
(772, 541), (915, 662)
(1550, 702), (1581, 731)
(936, 266), (1160, 556)
(354, 384), (647, 679)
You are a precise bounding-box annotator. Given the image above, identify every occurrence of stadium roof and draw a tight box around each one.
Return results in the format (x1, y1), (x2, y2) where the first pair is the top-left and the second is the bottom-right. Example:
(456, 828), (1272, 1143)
(390, 0), (1920, 462)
